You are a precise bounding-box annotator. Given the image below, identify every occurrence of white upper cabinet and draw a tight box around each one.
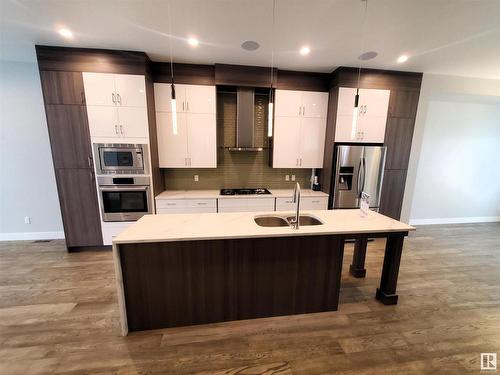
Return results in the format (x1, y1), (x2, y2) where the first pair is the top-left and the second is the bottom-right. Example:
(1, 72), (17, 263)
(87, 106), (120, 138)
(83, 72), (149, 140)
(186, 113), (217, 167)
(273, 89), (328, 168)
(275, 90), (303, 117)
(117, 107), (149, 138)
(272, 116), (301, 168)
(185, 85), (216, 114)
(301, 91), (329, 118)
(83, 72), (146, 107)
(113, 74), (147, 107)
(83, 73), (116, 106)
(156, 112), (189, 167)
(154, 83), (216, 114)
(299, 117), (326, 168)
(155, 83), (217, 168)
(335, 87), (390, 143)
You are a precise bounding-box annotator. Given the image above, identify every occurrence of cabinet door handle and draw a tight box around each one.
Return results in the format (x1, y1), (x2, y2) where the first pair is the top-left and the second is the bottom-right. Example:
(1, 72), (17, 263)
(182, 101), (185, 111)
(186, 101), (189, 111)
(300, 158), (302, 166)
(112, 93), (116, 104)
(302, 106), (305, 116)
(189, 158), (192, 166)
(87, 156), (92, 168)
(120, 125), (123, 135)
(298, 107), (301, 116)
(81, 91), (85, 104)
(117, 93), (122, 105)
(197, 202), (207, 206)
(296, 158), (299, 166)
(114, 125), (118, 134)
(363, 105), (367, 114)
(89, 170), (94, 181)
(184, 158), (187, 166)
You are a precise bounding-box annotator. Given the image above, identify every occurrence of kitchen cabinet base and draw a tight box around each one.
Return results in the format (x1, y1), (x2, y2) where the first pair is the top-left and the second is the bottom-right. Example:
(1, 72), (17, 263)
(117, 235), (344, 332)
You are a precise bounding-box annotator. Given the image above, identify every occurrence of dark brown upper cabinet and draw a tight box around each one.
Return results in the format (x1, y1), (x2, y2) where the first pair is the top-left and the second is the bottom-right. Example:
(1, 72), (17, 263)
(40, 71), (85, 105)
(384, 117), (415, 170)
(45, 105), (93, 169)
(388, 90), (420, 118)
(55, 168), (102, 247)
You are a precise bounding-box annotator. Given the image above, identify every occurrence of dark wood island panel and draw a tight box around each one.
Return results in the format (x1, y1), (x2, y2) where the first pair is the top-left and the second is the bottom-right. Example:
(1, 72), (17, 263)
(119, 235), (344, 332)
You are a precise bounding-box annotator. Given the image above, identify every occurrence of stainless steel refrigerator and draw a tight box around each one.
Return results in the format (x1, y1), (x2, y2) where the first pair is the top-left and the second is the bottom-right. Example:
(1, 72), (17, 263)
(331, 145), (387, 210)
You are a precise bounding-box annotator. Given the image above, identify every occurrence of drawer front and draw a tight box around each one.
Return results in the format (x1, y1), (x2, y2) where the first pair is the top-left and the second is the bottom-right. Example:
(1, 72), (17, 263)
(301, 197), (328, 210)
(275, 197), (295, 212)
(156, 207), (216, 214)
(218, 197), (275, 212)
(156, 198), (217, 209)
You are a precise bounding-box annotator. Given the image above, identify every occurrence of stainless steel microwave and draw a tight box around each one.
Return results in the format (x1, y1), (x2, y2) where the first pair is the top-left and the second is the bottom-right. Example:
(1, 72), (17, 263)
(93, 143), (149, 175)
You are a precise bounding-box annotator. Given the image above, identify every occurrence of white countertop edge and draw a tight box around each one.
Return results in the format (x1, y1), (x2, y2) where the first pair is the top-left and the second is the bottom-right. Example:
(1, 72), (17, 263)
(112, 209), (415, 245)
(113, 228), (413, 245)
(155, 189), (329, 200)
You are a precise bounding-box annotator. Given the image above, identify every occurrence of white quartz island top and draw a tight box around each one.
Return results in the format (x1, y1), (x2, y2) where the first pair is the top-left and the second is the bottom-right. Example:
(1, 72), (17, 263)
(113, 209), (415, 245)
(155, 189), (328, 199)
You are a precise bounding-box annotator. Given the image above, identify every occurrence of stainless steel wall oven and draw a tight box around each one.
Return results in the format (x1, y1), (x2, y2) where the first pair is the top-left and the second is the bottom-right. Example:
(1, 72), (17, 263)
(97, 176), (152, 222)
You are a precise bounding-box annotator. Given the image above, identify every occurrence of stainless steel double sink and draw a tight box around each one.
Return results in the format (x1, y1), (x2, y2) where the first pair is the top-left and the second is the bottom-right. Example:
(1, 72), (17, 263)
(254, 214), (323, 227)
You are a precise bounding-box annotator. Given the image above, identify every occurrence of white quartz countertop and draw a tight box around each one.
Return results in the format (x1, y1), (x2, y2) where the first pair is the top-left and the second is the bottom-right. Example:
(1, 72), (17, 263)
(113, 209), (415, 244)
(155, 189), (328, 200)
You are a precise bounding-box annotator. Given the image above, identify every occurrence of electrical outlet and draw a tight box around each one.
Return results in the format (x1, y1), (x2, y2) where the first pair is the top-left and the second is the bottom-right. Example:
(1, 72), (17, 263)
(285, 175), (290, 181)
(24, 216), (31, 224)
(291, 175), (296, 181)
(194, 175), (199, 182)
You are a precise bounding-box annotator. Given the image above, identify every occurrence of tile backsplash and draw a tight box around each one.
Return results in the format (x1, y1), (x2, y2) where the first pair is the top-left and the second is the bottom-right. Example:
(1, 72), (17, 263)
(163, 91), (313, 190)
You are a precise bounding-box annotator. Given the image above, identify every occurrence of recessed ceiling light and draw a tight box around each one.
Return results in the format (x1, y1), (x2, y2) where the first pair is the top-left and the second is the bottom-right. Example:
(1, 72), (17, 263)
(58, 28), (73, 39)
(358, 51), (378, 61)
(300, 46), (311, 56)
(241, 40), (260, 51)
(187, 37), (199, 47)
(397, 54), (409, 63)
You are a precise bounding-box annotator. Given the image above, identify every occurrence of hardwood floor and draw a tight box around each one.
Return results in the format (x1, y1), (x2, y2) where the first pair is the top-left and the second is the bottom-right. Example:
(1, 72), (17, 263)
(1, 223), (499, 374)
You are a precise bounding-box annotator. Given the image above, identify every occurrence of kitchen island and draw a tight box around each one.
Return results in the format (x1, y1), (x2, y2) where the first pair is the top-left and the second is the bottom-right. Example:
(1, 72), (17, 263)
(112, 209), (414, 335)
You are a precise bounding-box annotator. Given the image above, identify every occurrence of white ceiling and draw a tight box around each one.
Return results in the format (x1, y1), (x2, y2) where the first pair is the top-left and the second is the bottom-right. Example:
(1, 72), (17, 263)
(2, 0), (500, 79)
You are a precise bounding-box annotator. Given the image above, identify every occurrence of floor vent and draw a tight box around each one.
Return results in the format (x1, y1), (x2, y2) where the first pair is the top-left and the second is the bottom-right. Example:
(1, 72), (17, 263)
(32, 240), (52, 243)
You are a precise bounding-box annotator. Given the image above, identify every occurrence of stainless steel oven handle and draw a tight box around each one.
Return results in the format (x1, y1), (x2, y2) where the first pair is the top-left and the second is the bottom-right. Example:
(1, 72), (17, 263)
(99, 186), (150, 192)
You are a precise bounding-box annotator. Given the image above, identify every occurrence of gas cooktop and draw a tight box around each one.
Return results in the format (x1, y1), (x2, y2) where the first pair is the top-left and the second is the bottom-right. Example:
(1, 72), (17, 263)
(220, 188), (271, 195)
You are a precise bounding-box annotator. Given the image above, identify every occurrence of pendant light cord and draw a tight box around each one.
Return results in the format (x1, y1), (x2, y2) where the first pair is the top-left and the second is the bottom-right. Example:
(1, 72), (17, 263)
(168, 0), (174, 85)
(270, 0), (276, 99)
(356, 0), (368, 91)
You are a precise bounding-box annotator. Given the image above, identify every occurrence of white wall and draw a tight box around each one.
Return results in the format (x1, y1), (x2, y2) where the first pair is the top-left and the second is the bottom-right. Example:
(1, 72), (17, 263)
(0, 47), (64, 240)
(402, 74), (500, 225)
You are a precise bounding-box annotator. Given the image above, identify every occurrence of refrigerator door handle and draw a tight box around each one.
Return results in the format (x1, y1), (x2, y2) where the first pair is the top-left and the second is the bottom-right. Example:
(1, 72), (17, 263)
(361, 157), (367, 193)
(356, 159), (362, 197)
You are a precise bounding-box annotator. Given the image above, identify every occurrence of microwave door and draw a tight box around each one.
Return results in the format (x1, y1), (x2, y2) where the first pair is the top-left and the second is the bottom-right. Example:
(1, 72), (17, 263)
(334, 145), (363, 209)
(361, 146), (387, 208)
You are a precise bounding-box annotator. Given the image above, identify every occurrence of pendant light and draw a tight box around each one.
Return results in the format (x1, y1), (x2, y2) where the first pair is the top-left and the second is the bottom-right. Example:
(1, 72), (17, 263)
(168, 0), (178, 135)
(267, 0), (276, 138)
(351, 0), (368, 140)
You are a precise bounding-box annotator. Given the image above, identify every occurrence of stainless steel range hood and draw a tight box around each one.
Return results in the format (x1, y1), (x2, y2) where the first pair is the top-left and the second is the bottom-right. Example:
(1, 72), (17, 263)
(228, 87), (263, 151)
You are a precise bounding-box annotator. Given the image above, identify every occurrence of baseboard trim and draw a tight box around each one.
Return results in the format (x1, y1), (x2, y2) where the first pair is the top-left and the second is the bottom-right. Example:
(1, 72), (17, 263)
(0, 231), (65, 241)
(409, 216), (500, 225)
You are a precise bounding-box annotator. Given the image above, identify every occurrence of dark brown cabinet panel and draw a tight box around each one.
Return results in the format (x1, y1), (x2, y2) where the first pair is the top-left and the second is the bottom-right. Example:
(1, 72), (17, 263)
(384, 118), (415, 170)
(40, 71), (85, 105)
(388, 90), (420, 118)
(379, 169), (407, 220)
(55, 168), (102, 247)
(45, 105), (93, 169)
